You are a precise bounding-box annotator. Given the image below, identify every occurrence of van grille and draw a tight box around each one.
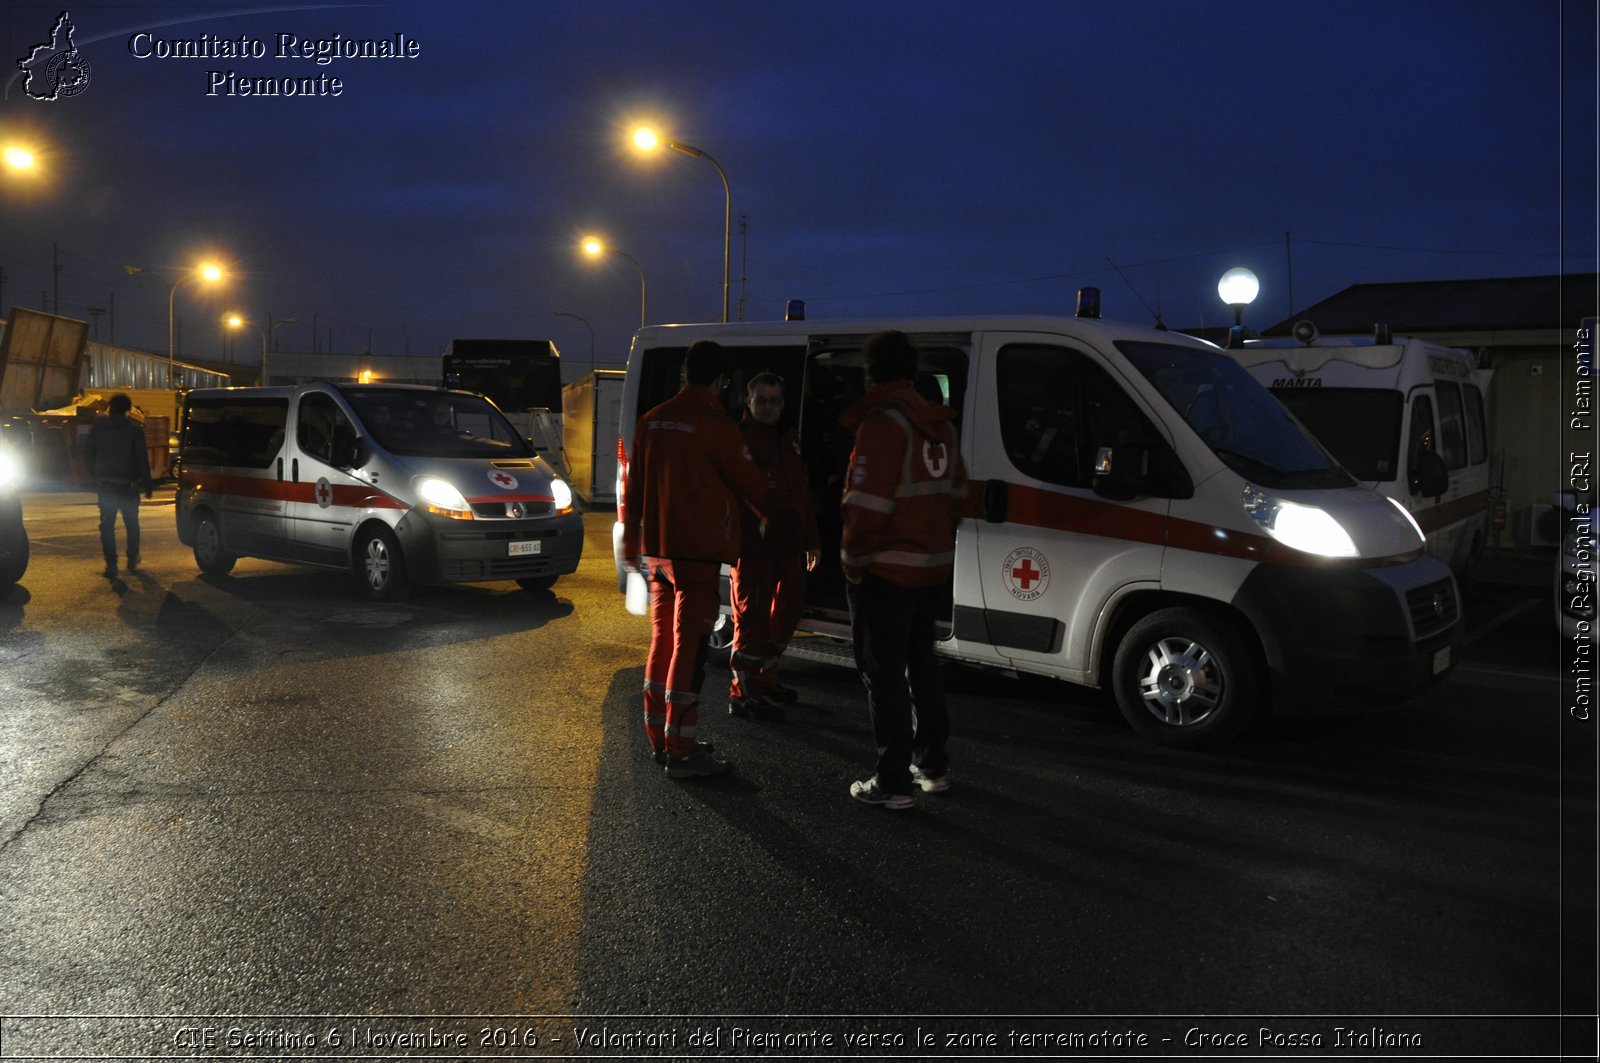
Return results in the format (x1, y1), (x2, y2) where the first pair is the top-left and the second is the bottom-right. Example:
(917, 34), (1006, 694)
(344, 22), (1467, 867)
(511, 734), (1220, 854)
(469, 500), (555, 519)
(1405, 578), (1458, 640)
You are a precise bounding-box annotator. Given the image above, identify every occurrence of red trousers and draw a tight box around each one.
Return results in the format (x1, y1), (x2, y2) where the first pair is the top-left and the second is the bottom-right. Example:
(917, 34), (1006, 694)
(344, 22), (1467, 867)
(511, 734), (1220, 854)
(643, 558), (720, 757)
(729, 551), (806, 698)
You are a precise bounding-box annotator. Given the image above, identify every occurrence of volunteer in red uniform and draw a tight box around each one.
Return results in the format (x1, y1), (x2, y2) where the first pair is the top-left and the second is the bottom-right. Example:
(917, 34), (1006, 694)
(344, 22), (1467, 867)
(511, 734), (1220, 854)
(621, 341), (769, 779)
(839, 331), (966, 810)
(729, 372), (820, 720)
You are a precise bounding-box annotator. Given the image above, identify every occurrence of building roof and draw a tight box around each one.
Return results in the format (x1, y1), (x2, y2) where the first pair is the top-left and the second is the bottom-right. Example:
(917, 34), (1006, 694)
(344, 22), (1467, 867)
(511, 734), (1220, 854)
(1260, 273), (1599, 336)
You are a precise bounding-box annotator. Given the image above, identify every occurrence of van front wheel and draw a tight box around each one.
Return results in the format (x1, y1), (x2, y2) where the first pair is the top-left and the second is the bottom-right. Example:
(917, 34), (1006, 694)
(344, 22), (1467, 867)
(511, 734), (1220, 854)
(1111, 607), (1261, 748)
(356, 526), (410, 601)
(192, 513), (236, 575)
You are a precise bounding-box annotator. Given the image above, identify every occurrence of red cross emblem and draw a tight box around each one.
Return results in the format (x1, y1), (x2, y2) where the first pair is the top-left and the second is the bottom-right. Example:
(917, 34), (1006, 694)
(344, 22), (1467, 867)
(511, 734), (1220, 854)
(490, 472), (517, 489)
(315, 478), (332, 508)
(1011, 557), (1041, 590)
(1002, 547), (1049, 601)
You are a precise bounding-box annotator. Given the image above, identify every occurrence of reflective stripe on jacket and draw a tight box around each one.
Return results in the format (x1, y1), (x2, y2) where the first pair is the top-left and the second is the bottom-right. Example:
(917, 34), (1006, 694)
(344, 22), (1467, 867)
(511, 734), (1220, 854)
(840, 381), (965, 587)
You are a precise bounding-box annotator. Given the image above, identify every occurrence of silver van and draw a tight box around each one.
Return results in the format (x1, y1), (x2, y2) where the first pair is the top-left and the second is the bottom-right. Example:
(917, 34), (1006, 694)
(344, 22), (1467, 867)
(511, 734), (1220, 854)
(176, 383), (582, 599)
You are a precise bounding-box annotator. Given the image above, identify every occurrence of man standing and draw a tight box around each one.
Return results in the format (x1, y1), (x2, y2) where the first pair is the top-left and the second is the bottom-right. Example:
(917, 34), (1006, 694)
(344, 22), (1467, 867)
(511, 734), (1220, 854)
(839, 331), (966, 810)
(729, 372), (819, 721)
(82, 393), (153, 581)
(621, 341), (769, 779)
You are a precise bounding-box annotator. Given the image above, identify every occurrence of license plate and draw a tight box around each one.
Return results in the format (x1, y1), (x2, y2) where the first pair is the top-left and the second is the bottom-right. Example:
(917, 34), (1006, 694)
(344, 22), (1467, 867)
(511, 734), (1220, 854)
(509, 540), (542, 556)
(1432, 646), (1451, 675)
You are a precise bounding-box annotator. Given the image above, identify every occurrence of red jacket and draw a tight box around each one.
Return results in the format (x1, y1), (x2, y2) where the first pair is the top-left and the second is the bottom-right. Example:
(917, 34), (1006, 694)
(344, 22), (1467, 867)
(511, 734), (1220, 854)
(738, 415), (819, 558)
(622, 385), (769, 565)
(840, 381), (966, 587)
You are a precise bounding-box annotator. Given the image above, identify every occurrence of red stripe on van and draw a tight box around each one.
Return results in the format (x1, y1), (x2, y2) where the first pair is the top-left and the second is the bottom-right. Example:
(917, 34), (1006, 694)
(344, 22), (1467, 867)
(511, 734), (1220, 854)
(183, 471), (408, 510)
(1000, 482), (1308, 565)
(1411, 490), (1490, 534)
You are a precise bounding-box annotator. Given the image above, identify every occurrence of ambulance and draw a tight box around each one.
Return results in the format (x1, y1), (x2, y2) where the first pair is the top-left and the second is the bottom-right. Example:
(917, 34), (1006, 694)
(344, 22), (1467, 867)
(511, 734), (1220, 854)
(1227, 327), (1492, 576)
(175, 383), (582, 600)
(613, 305), (1461, 747)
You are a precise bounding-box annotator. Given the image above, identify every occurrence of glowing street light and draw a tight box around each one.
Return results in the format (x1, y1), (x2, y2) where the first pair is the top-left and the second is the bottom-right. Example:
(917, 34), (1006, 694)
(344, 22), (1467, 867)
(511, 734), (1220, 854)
(1218, 267), (1259, 348)
(221, 310), (244, 362)
(629, 125), (731, 323)
(581, 235), (648, 328)
(168, 261), (225, 389)
(3, 144), (37, 172)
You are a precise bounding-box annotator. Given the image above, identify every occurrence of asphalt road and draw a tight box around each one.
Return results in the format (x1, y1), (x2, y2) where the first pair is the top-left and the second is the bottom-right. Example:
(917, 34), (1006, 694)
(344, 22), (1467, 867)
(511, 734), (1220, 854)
(0, 490), (1593, 1060)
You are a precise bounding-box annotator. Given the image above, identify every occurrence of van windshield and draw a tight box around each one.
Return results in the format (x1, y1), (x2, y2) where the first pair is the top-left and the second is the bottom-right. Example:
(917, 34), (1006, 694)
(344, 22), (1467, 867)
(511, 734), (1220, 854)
(340, 388), (535, 459)
(1117, 341), (1353, 490)
(1267, 387), (1403, 483)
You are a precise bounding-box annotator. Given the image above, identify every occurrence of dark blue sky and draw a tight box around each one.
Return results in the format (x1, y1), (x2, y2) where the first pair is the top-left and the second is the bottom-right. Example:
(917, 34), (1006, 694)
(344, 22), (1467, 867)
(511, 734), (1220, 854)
(3, 1), (1594, 379)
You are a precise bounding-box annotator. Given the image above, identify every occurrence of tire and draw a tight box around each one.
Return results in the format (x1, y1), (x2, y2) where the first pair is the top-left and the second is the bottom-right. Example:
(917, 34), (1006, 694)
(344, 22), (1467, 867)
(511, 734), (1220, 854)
(704, 613), (733, 668)
(355, 525), (410, 601)
(192, 512), (237, 575)
(1111, 606), (1262, 748)
(516, 575), (557, 593)
(0, 524), (27, 588)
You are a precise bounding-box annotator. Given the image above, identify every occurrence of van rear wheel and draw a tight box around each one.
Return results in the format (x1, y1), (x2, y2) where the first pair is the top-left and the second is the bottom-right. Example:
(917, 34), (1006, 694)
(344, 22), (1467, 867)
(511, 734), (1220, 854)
(355, 526), (410, 601)
(192, 513), (236, 575)
(1111, 606), (1261, 748)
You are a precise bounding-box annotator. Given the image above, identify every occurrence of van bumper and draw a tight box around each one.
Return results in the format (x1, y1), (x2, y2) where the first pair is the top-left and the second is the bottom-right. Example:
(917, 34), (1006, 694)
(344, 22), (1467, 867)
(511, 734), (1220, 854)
(1232, 555), (1461, 715)
(399, 510), (584, 586)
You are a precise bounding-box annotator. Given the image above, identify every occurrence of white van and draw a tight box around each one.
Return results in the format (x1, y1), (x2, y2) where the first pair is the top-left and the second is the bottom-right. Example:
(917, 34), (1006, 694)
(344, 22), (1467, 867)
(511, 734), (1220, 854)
(176, 383), (582, 600)
(1227, 331), (1492, 576)
(613, 312), (1461, 747)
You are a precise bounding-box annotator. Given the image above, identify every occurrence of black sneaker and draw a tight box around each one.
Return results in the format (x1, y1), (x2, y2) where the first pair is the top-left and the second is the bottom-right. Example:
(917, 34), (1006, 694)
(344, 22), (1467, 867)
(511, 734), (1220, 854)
(664, 750), (733, 779)
(849, 776), (913, 810)
(910, 764), (951, 793)
(102, 564), (117, 580)
(651, 739), (715, 766)
(728, 694), (786, 722)
(126, 555), (140, 572)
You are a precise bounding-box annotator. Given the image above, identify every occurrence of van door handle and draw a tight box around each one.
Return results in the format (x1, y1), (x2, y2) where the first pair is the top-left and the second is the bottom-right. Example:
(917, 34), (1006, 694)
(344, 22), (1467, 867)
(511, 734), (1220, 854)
(292, 458), (299, 481)
(983, 479), (1009, 524)
(277, 457), (283, 480)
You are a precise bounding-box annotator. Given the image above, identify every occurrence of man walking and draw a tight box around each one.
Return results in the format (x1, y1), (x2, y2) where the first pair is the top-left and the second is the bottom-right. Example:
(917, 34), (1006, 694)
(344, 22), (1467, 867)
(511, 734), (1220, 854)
(621, 341), (770, 779)
(839, 331), (966, 810)
(82, 393), (153, 580)
(729, 372), (819, 721)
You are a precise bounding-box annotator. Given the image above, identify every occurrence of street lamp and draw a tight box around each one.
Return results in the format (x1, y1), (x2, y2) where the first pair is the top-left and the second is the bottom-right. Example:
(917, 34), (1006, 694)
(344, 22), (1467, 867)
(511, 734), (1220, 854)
(1217, 267), (1259, 347)
(260, 315), (298, 386)
(552, 310), (596, 376)
(221, 311), (244, 362)
(168, 262), (224, 389)
(630, 125), (731, 323)
(581, 236), (647, 328)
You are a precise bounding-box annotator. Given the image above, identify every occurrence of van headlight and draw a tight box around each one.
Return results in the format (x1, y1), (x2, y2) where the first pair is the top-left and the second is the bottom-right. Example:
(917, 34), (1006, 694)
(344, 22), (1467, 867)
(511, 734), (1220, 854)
(415, 476), (473, 520)
(1242, 484), (1358, 558)
(550, 477), (574, 515)
(0, 450), (20, 490)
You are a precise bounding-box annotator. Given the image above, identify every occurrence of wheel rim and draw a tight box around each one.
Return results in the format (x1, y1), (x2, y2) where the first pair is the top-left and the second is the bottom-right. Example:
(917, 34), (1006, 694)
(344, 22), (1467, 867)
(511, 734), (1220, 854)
(363, 536), (391, 591)
(197, 521), (219, 562)
(1137, 636), (1224, 726)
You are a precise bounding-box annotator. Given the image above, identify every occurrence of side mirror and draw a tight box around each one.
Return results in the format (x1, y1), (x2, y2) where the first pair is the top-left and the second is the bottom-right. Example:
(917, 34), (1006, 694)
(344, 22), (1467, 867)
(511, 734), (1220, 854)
(1409, 448), (1448, 500)
(1092, 444), (1142, 501)
(333, 437), (370, 469)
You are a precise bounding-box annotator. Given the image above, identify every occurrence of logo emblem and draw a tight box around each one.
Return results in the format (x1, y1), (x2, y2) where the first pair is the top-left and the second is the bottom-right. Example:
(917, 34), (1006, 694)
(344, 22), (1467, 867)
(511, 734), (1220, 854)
(923, 440), (948, 478)
(17, 13), (92, 101)
(314, 477), (332, 509)
(488, 470), (518, 491)
(1001, 546), (1049, 602)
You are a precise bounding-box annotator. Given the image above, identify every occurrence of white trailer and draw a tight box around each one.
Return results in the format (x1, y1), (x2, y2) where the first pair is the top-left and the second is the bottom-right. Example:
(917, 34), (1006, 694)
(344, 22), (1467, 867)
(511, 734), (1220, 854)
(562, 369), (625, 505)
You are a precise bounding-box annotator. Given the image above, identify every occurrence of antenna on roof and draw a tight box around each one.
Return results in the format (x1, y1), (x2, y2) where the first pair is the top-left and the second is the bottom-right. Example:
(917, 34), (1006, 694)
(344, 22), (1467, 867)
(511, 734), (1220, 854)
(1106, 256), (1167, 330)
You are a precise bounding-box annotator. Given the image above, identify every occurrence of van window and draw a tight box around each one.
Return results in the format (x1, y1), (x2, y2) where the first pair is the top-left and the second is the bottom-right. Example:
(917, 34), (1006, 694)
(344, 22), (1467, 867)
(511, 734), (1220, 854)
(340, 388), (535, 459)
(1268, 388), (1404, 482)
(999, 343), (1174, 489)
(1118, 341), (1351, 490)
(181, 396), (288, 469)
(632, 344), (809, 428)
(297, 392), (356, 466)
(1407, 394), (1437, 475)
(1434, 380), (1468, 471)
(1463, 383), (1488, 466)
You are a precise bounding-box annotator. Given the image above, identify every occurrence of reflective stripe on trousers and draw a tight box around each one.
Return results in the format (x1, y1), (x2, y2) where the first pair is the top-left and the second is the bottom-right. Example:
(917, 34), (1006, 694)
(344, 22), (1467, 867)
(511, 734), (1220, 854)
(642, 558), (719, 757)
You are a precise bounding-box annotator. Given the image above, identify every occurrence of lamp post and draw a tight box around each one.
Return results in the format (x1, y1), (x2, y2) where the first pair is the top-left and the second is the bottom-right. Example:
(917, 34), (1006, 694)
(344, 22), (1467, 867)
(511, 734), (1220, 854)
(221, 311), (243, 362)
(1217, 267), (1260, 348)
(581, 236), (647, 328)
(630, 126), (731, 323)
(168, 262), (224, 389)
(552, 310), (596, 376)
(260, 315), (297, 386)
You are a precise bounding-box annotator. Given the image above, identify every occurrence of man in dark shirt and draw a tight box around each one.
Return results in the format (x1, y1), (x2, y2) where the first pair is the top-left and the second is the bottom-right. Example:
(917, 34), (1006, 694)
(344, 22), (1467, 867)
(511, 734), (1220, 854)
(82, 393), (152, 580)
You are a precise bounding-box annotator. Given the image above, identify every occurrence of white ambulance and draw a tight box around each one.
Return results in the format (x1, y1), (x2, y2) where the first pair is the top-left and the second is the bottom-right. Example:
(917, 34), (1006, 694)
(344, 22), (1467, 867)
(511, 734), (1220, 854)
(1227, 329), (1492, 576)
(176, 383), (582, 600)
(613, 309), (1461, 747)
